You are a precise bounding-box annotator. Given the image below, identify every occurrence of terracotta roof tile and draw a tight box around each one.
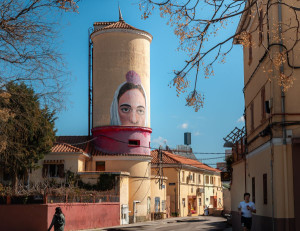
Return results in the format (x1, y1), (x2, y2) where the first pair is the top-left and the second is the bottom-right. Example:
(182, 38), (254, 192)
(93, 20), (152, 38)
(102, 21), (139, 30)
(151, 150), (221, 173)
(52, 136), (150, 157)
(93, 22), (114, 26)
(56, 136), (89, 151)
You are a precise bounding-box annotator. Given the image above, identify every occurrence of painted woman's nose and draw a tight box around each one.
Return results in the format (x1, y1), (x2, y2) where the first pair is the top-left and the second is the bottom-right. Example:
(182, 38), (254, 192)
(130, 112), (138, 124)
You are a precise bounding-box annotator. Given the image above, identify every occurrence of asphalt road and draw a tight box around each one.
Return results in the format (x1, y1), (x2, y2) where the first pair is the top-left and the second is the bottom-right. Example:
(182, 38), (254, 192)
(90, 216), (232, 231)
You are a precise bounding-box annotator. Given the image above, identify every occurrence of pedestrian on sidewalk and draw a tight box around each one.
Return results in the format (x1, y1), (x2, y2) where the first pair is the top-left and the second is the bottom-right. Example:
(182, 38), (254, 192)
(48, 207), (65, 231)
(238, 193), (256, 231)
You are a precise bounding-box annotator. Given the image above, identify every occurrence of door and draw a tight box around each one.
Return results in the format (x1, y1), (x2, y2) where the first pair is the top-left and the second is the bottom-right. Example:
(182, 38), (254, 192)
(155, 197), (160, 212)
(121, 204), (129, 225)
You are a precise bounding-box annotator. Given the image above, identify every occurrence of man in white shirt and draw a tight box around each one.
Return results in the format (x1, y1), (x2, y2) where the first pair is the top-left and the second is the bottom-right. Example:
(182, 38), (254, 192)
(238, 193), (256, 231)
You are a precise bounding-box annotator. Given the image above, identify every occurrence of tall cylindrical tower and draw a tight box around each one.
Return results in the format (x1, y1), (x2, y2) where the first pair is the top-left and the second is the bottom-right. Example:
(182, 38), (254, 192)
(90, 12), (153, 222)
(91, 17), (152, 156)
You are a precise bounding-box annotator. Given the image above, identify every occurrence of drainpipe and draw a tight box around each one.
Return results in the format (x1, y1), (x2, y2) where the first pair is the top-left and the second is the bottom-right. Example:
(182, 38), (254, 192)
(178, 166), (181, 217)
(270, 131), (275, 231)
(278, 1), (289, 229)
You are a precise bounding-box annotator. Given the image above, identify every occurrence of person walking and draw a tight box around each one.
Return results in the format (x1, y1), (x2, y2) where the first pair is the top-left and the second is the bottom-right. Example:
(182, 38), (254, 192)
(238, 193), (256, 231)
(48, 207), (65, 231)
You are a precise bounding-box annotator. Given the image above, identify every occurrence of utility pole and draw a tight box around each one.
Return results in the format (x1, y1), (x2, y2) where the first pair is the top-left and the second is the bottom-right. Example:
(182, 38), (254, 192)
(159, 146), (163, 189)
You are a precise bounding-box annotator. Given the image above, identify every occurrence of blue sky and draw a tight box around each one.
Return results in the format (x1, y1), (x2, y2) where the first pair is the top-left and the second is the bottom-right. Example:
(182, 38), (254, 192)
(55, 0), (245, 166)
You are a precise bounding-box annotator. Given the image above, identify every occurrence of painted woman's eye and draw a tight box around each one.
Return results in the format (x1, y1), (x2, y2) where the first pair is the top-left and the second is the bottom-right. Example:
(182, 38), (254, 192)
(120, 106), (131, 113)
(137, 108), (145, 115)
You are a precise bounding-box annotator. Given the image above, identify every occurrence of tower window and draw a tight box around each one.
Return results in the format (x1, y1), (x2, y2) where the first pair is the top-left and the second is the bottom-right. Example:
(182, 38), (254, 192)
(128, 139), (140, 146)
(96, 161), (105, 171)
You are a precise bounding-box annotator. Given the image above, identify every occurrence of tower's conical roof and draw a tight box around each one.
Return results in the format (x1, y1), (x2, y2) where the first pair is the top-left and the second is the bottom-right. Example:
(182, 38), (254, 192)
(92, 7), (152, 41)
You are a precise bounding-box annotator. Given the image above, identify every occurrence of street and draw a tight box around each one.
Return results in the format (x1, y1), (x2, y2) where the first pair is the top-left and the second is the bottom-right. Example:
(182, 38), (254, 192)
(86, 216), (231, 231)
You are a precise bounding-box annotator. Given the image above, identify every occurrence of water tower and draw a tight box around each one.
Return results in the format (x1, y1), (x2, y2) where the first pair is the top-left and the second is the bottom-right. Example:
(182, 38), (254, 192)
(89, 9), (152, 222)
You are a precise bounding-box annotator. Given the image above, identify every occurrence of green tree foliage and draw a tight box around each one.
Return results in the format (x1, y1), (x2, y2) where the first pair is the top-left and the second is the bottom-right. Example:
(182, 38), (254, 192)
(0, 82), (56, 189)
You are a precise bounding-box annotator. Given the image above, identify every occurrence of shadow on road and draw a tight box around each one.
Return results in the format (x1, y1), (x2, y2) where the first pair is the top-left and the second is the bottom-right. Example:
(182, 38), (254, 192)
(104, 226), (148, 231)
(204, 221), (230, 231)
(176, 219), (208, 223)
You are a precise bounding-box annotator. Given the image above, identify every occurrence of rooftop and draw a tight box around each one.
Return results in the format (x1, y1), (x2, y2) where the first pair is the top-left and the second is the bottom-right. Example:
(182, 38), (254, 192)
(53, 136), (149, 157)
(151, 150), (221, 173)
(92, 7), (152, 40)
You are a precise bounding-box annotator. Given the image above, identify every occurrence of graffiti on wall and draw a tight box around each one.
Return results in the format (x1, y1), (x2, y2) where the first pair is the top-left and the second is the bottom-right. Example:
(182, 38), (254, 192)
(110, 70), (147, 127)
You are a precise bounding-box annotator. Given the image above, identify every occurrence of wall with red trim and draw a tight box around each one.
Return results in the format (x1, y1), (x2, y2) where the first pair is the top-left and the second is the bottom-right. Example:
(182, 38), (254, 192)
(0, 203), (120, 231)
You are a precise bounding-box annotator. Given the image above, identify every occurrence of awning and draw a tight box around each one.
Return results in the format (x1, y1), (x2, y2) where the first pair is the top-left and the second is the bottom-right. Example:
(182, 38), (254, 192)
(43, 160), (65, 164)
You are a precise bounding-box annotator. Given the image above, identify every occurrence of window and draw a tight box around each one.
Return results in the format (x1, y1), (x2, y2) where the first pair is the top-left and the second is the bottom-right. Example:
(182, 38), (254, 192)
(205, 176), (209, 184)
(210, 176), (214, 184)
(155, 197), (160, 212)
(252, 177), (256, 203)
(42, 164), (64, 178)
(248, 34), (253, 65)
(182, 198), (186, 207)
(96, 161), (105, 171)
(182, 171), (185, 182)
(162, 200), (166, 211)
(261, 86), (266, 121)
(193, 173), (195, 183)
(128, 140), (140, 146)
(250, 102), (254, 131)
(199, 198), (202, 206)
(263, 174), (268, 204)
(198, 174), (201, 184)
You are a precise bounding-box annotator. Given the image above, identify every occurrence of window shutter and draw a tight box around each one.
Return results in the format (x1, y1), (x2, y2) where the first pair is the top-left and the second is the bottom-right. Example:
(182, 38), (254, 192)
(248, 34), (253, 65)
(261, 86), (266, 121)
(259, 9), (264, 45)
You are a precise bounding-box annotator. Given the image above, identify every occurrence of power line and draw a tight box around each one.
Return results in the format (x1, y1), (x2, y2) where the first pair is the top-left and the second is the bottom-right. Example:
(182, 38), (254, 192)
(57, 135), (228, 155)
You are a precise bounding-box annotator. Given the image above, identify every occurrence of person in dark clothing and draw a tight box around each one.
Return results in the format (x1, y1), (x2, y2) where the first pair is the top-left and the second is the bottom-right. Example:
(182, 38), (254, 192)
(48, 207), (65, 231)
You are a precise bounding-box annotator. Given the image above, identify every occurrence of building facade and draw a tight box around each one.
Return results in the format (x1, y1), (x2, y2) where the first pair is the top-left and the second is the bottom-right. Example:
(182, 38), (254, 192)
(230, 0), (300, 230)
(151, 150), (223, 217)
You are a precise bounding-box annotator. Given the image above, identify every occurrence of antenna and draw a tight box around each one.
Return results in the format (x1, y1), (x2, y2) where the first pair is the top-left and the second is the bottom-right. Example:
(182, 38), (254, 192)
(118, 4), (124, 22)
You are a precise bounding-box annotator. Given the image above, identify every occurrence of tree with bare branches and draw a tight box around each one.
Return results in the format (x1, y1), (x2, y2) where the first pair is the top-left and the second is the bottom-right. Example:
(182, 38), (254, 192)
(140, 0), (300, 111)
(0, 0), (78, 109)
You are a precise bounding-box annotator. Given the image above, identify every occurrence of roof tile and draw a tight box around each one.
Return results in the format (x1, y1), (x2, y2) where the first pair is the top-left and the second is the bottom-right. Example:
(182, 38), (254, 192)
(151, 150), (221, 173)
(53, 136), (149, 157)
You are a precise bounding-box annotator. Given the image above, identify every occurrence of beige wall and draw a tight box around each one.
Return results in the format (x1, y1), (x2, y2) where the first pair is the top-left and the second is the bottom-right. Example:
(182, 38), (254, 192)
(29, 153), (87, 183)
(232, 142), (295, 219)
(223, 188), (231, 212)
(92, 156), (152, 220)
(150, 176), (167, 214)
(92, 31), (151, 128)
(231, 161), (246, 213)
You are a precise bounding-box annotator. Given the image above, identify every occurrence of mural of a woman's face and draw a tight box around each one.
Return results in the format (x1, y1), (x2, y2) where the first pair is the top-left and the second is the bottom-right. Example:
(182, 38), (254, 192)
(118, 89), (146, 126)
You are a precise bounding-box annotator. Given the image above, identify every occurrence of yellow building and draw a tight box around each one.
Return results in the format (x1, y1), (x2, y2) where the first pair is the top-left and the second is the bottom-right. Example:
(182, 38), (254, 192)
(230, 0), (300, 230)
(151, 150), (223, 217)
